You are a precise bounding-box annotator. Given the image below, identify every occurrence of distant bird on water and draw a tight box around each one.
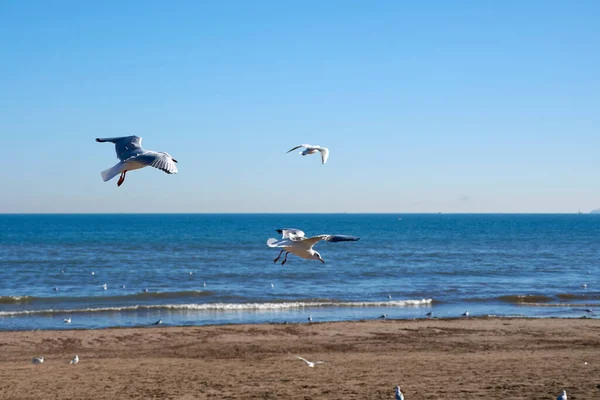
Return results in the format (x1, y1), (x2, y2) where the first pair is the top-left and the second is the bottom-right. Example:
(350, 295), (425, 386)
(32, 357), (44, 365)
(154, 319), (162, 325)
(307, 315), (313, 322)
(267, 228), (359, 266)
(395, 386), (404, 400)
(96, 136), (178, 187)
(286, 144), (329, 164)
(462, 310), (469, 317)
(557, 390), (567, 400)
(379, 314), (388, 319)
(70, 355), (79, 365)
(426, 311), (433, 318)
(63, 318), (71, 324)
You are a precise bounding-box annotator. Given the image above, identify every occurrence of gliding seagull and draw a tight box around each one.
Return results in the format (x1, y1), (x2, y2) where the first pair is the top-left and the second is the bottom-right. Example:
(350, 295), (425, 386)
(96, 136), (178, 187)
(292, 355), (324, 368)
(267, 228), (359, 266)
(286, 144), (329, 164)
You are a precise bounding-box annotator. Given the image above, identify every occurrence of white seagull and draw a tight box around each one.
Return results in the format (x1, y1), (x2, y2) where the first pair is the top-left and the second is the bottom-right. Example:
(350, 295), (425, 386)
(63, 318), (72, 324)
(307, 315), (313, 322)
(293, 355), (324, 368)
(101, 283), (107, 290)
(96, 136), (178, 187)
(286, 144), (329, 164)
(395, 386), (404, 400)
(154, 319), (162, 325)
(70, 355), (79, 365)
(557, 390), (567, 400)
(32, 357), (44, 365)
(462, 310), (469, 317)
(267, 228), (359, 266)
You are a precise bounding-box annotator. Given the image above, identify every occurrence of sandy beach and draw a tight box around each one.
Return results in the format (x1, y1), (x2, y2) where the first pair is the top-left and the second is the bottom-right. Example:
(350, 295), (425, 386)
(0, 318), (598, 399)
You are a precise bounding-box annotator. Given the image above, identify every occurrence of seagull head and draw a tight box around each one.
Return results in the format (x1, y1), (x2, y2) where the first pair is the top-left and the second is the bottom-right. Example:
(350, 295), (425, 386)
(313, 251), (325, 263)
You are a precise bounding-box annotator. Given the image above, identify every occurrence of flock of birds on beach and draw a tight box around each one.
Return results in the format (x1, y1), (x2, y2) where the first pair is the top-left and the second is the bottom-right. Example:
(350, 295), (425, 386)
(26, 136), (574, 399)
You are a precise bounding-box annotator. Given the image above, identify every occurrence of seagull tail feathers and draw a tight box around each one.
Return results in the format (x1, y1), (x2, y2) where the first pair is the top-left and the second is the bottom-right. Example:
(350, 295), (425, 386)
(100, 163), (123, 182)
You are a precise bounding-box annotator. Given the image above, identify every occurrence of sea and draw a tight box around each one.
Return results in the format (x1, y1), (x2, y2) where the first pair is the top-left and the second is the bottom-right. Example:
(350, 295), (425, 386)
(1, 214), (599, 331)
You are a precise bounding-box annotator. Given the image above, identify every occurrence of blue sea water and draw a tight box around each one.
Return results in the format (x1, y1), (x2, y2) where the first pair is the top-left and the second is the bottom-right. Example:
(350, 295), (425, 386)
(0, 214), (599, 331)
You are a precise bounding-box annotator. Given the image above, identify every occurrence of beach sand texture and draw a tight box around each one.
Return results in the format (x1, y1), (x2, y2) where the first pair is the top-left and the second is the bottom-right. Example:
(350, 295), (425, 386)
(0, 318), (599, 399)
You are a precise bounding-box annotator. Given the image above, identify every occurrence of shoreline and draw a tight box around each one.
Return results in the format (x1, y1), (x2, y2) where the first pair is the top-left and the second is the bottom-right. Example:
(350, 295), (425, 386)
(1, 318), (598, 399)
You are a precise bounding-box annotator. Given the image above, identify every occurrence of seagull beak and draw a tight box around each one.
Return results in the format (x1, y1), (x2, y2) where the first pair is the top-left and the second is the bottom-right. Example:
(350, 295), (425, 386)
(320, 259), (325, 264)
(172, 158), (178, 163)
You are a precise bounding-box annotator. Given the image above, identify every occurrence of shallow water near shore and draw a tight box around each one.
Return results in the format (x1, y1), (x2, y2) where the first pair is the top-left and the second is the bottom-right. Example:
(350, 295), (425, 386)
(1, 214), (599, 330)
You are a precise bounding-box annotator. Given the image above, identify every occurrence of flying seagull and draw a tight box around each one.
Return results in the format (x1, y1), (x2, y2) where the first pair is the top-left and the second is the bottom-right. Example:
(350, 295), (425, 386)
(286, 144), (329, 164)
(557, 390), (567, 400)
(395, 386), (404, 400)
(292, 355), (324, 368)
(32, 357), (44, 365)
(96, 136), (178, 187)
(267, 228), (359, 266)
(70, 355), (79, 365)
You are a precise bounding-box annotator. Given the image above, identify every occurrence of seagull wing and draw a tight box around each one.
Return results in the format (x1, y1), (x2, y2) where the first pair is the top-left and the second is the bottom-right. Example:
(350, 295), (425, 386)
(96, 136), (144, 161)
(295, 355), (311, 365)
(286, 145), (304, 153)
(276, 228), (306, 240)
(130, 151), (178, 174)
(300, 234), (360, 249)
(313, 146), (329, 164)
(267, 238), (292, 248)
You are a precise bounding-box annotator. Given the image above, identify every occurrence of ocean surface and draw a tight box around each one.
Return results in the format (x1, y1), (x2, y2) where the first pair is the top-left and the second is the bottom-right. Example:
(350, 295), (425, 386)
(1, 214), (599, 331)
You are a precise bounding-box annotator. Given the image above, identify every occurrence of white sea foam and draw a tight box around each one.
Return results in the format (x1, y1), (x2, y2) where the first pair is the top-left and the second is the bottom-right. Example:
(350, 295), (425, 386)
(0, 299), (433, 317)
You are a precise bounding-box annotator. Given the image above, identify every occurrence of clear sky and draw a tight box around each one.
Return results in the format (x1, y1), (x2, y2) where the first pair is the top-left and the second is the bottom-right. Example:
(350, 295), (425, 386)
(1, 1), (598, 213)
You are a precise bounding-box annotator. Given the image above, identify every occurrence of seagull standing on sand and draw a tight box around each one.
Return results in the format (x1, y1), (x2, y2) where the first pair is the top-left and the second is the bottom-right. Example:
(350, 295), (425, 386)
(293, 355), (324, 368)
(395, 386), (404, 400)
(96, 136), (178, 187)
(32, 357), (44, 365)
(70, 355), (79, 365)
(286, 144), (329, 164)
(394, 386), (404, 400)
(267, 228), (359, 266)
(557, 390), (567, 400)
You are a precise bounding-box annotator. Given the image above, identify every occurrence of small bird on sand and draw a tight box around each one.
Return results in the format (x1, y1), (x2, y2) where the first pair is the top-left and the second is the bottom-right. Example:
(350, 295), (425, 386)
(286, 144), (329, 164)
(70, 355), (79, 365)
(395, 386), (404, 400)
(293, 355), (324, 368)
(557, 390), (567, 400)
(32, 357), (44, 365)
(96, 136), (178, 187)
(63, 318), (71, 324)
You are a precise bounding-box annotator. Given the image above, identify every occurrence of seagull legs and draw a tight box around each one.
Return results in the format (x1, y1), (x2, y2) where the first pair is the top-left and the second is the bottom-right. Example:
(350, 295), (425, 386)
(117, 171), (127, 187)
(273, 250), (285, 263)
(281, 252), (289, 266)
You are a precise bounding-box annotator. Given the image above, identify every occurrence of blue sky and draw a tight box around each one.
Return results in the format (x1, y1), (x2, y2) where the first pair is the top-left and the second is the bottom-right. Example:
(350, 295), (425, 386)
(1, 1), (598, 213)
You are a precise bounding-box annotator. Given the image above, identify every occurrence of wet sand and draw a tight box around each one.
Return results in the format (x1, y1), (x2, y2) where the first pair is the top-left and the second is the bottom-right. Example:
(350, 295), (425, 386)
(0, 318), (599, 399)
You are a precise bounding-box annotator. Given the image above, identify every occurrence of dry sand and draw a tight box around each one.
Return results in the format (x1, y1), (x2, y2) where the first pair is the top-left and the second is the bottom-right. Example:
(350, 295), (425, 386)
(1, 318), (599, 399)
